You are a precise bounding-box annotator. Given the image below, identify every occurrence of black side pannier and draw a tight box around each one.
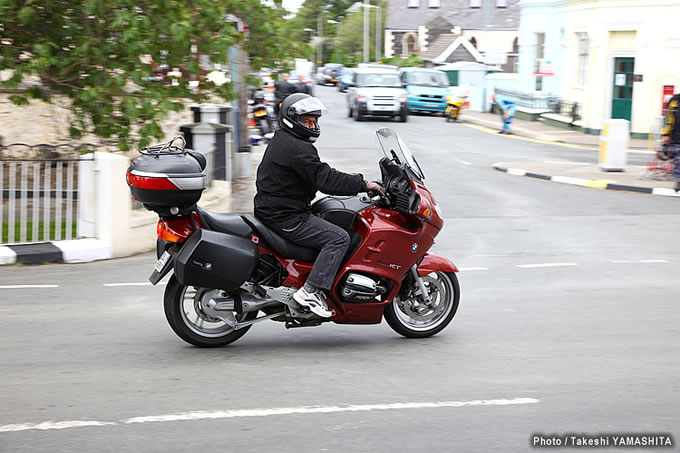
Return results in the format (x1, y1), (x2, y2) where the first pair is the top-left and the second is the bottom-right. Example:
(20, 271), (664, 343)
(174, 229), (258, 291)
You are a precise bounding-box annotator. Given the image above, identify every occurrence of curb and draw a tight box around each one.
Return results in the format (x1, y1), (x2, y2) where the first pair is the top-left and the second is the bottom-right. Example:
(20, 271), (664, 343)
(0, 239), (112, 266)
(492, 163), (680, 198)
(462, 116), (651, 151)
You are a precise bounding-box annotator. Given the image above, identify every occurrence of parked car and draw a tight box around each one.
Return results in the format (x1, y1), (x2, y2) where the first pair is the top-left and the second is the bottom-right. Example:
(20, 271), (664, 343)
(346, 67), (408, 122)
(399, 67), (450, 115)
(337, 68), (355, 92)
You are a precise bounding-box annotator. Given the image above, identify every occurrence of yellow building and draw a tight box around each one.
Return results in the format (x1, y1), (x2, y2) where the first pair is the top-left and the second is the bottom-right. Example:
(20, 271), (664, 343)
(563, 0), (680, 138)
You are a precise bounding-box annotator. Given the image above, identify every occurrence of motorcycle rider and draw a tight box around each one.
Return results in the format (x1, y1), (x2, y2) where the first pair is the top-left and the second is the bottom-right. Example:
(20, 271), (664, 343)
(254, 93), (384, 317)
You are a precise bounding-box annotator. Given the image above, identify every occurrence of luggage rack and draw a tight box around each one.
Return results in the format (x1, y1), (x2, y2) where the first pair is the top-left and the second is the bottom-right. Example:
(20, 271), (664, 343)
(139, 136), (187, 156)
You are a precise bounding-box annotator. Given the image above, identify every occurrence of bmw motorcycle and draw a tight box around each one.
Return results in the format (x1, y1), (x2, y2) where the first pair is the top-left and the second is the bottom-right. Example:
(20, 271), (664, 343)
(126, 129), (460, 347)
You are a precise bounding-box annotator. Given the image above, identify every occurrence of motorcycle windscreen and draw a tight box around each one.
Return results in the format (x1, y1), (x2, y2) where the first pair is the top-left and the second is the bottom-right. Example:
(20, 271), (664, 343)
(375, 128), (425, 181)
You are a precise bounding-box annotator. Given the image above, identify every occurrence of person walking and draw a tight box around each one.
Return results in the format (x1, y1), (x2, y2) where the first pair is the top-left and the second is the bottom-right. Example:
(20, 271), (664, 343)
(254, 93), (384, 317)
(661, 92), (680, 191)
(274, 73), (295, 115)
(294, 74), (310, 94)
(491, 93), (516, 135)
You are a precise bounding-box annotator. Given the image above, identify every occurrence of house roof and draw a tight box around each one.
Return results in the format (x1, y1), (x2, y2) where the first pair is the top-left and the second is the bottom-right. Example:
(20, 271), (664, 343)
(433, 36), (483, 63)
(386, 0), (520, 31)
(420, 33), (458, 60)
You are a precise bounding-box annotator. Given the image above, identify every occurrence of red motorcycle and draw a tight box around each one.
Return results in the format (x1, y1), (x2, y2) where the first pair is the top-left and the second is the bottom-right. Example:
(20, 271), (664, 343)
(126, 129), (460, 347)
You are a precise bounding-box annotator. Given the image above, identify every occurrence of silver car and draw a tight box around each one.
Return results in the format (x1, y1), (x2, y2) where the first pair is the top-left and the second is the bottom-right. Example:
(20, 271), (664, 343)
(347, 68), (408, 122)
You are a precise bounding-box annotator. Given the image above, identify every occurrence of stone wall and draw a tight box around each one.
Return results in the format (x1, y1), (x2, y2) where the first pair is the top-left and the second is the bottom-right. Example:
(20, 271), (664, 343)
(0, 93), (194, 151)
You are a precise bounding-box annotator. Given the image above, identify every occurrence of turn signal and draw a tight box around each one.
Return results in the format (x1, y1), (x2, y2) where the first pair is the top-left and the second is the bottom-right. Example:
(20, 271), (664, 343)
(157, 220), (182, 243)
(418, 198), (433, 219)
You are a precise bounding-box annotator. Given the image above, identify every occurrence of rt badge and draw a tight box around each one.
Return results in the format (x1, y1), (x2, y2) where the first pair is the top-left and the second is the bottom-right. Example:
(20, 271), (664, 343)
(411, 243), (418, 252)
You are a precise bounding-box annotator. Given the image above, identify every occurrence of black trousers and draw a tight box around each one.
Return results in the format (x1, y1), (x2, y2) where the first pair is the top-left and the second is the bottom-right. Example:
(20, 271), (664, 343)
(278, 214), (350, 290)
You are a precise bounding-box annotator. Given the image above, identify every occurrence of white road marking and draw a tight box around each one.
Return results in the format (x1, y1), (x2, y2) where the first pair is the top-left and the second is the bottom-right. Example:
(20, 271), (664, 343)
(0, 398), (540, 433)
(639, 259), (668, 263)
(455, 158), (472, 165)
(0, 285), (59, 289)
(458, 267), (488, 271)
(516, 263), (578, 269)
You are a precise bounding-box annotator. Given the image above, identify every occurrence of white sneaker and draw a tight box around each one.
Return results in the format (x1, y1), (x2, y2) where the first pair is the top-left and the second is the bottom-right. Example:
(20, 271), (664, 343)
(293, 288), (332, 318)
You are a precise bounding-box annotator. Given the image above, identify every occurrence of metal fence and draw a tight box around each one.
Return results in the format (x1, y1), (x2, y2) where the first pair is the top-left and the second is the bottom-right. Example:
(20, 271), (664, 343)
(547, 99), (581, 123)
(494, 88), (557, 110)
(1, 144), (96, 244)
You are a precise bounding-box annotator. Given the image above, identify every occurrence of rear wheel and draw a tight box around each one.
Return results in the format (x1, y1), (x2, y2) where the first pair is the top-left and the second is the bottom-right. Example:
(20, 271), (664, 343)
(163, 275), (256, 347)
(384, 271), (460, 338)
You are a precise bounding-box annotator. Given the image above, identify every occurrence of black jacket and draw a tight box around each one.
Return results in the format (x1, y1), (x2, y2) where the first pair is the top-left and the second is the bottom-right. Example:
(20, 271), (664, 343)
(274, 80), (296, 101)
(663, 94), (680, 143)
(254, 129), (366, 230)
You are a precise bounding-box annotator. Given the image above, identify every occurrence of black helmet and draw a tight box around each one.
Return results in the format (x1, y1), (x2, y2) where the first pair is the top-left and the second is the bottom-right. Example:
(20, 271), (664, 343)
(279, 93), (327, 142)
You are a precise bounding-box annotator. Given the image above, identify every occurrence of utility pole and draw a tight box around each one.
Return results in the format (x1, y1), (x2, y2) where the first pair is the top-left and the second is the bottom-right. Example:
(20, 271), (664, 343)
(363, 0), (369, 62)
(375, 6), (381, 62)
(317, 15), (323, 66)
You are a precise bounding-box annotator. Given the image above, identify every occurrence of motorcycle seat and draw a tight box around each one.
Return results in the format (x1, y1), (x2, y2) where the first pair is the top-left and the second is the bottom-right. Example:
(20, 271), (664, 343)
(241, 214), (319, 262)
(196, 208), (253, 238)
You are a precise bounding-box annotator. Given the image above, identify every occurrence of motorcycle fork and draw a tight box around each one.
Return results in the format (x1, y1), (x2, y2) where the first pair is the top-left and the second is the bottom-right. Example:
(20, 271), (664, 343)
(410, 264), (433, 305)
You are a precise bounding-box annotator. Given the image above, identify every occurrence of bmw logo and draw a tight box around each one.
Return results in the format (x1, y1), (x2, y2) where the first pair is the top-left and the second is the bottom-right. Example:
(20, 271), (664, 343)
(411, 243), (418, 252)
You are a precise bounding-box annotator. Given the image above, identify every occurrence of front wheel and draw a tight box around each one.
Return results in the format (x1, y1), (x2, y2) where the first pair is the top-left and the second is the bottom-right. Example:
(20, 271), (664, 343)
(163, 275), (257, 347)
(384, 271), (460, 338)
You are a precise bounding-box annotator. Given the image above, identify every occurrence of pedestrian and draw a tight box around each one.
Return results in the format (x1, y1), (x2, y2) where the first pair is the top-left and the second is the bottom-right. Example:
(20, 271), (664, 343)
(491, 93), (516, 135)
(660, 92), (680, 191)
(294, 74), (310, 94)
(254, 93), (384, 317)
(274, 73), (295, 115)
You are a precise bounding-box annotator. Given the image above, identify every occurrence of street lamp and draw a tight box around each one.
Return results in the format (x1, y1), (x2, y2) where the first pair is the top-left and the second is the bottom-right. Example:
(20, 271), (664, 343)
(346, 1), (381, 63)
(328, 18), (342, 64)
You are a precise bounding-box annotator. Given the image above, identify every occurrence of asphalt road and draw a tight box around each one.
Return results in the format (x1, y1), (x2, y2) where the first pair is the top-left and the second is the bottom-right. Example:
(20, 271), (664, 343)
(0, 85), (678, 452)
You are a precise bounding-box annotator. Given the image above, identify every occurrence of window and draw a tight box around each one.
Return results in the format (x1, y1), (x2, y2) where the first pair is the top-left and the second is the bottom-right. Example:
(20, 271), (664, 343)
(470, 0), (481, 7)
(496, 0), (508, 6)
(536, 32), (545, 60)
(402, 34), (417, 56)
(408, 0), (419, 7)
(429, 0), (440, 7)
(577, 32), (589, 85)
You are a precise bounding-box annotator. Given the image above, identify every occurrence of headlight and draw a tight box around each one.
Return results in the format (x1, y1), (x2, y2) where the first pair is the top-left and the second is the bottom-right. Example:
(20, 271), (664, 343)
(400, 94), (407, 103)
(358, 94), (366, 102)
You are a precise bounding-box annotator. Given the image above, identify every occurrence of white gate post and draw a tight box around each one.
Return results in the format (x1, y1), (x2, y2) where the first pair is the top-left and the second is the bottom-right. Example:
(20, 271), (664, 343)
(77, 154), (96, 238)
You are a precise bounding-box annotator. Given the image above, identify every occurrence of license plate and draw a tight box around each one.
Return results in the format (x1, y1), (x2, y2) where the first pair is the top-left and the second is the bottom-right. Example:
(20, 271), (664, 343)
(425, 103), (438, 107)
(155, 251), (171, 273)
(330, 79), (338, 82)
(254, 110), (266, 117)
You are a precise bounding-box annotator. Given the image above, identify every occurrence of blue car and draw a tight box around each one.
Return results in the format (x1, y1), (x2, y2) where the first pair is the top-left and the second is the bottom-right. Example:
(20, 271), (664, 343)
(399, 67), (450, 114)
(337, 68), (355, 92)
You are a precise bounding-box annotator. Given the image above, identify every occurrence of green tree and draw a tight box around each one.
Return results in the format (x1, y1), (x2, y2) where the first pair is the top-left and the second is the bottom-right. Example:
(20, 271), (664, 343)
(0, 0), (288, 149)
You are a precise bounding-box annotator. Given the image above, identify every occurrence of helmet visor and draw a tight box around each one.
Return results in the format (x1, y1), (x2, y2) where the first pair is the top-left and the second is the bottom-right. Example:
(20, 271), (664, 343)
(289, 97), (328, 117)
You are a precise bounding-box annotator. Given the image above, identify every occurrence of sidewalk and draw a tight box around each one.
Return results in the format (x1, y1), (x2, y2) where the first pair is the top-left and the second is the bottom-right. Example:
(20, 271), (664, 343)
(462, 110), (651, 150)
(461, 110), (679, 197)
